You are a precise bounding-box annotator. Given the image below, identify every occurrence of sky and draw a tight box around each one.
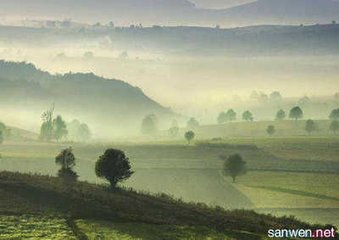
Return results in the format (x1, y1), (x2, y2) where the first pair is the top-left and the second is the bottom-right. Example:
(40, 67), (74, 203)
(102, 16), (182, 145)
(191, 0), (255, 9)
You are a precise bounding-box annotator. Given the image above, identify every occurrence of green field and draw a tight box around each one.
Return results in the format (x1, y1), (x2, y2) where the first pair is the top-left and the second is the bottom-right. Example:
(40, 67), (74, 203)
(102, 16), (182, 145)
(0, 215), (76, 240)
(1, 133), (339, 237)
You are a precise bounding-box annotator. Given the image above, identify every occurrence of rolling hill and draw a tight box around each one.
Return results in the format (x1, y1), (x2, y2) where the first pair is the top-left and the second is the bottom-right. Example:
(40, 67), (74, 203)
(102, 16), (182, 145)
(0, 171), (333, 239)
(0, 60), (174, 137)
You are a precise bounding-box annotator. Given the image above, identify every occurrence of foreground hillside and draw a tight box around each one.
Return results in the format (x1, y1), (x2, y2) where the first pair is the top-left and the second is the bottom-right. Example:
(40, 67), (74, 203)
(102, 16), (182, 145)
(0, 171), (331, 239)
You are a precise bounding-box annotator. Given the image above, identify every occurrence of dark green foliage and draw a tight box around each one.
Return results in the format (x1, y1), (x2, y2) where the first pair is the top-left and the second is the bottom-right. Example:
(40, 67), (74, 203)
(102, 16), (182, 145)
(242, 110), (254, 122)
(330, 120), (339, 134)
(95, 149), (134, 188)
(329, 109), (339, 120)
(289, 106), (303, 120)
(275, 109), (286, 121)
(57, 168), (78, 183)
(141, 114), (157, 135)
(55, 147), (78, 182)
(56, 147), (76, 169)
(266, 125), (276, 136)
(184, 131), (195, 144)
(223, 154), (247, 183)
(305, 119), (317, 135)
(187, 118), (199, 130)
(0, 130), (3, 144)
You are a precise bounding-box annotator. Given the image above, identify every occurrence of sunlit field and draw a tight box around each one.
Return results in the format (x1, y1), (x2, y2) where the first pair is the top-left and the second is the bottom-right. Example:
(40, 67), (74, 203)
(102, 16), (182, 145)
(1, 133), (338, 228)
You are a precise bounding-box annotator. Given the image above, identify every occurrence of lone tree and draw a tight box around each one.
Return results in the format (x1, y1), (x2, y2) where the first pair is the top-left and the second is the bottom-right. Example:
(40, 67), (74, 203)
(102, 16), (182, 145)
(289, 106), (303, 121)
(225, 109), (237, 122)
(55, 147), (78, 182)
(141, 114), (157, 135)
(184, 131), (195, 144)
(329, 109), (339, 120)
(242, 110), (254, 122)
(222, 154), (247, 183)
(266, 125), (276, 136)
(275, 109), (286, 121)
(187, 118), (199, 130)
(330, 120), (339, 134)
(95, 149), (133, 188)
(305, 119), (317, 135)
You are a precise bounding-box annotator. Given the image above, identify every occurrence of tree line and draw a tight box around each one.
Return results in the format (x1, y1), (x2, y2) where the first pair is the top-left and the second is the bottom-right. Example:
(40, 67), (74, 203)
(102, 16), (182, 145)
(39, 106), (91, 142)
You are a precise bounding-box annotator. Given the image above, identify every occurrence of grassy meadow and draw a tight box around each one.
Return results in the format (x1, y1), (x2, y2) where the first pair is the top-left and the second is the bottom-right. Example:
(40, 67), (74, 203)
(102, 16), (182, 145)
(1, 120), (339, 233)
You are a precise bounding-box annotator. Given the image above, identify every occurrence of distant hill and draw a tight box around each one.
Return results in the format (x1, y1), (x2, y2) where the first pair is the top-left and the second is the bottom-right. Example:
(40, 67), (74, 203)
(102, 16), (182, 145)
(0, 60), (173, 137)
(1, 24), (339, 56)
(1, 0), (339, 26)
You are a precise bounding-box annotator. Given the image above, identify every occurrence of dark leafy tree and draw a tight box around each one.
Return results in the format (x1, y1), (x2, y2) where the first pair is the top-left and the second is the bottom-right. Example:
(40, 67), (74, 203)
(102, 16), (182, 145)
(55, 147), (77, 182)
(242, 111), (254, 122)
(225, 109), (237, 122)
(184, 131), (195, 144)
(141, 114), (157, 135)
(329, 109), (339, 120)
(95, 149), (134, 188)
(305, 119), (317, 135)
(217, 112), (227, 124)
(0, 131), (3, 144)
(53, 115), (68, 142)
(276, 109), (286, 121)
(289, 106), (303, 121)
(222, 154), (247, 183)
(266, 125), (276, 136)
(330, 120), (339, 134)
(187, 118), (199, 130)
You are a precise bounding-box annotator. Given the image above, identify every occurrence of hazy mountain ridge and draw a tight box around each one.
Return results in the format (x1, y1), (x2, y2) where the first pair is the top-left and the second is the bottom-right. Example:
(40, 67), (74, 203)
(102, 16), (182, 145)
(0, 60), (173, 137)
(1, 24), (339, 56)
(1, 0), (339, 26)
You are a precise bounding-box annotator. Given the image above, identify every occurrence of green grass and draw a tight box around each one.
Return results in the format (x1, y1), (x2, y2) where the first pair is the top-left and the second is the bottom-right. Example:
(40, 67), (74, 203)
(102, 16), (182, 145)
(232, 171), (339, 227)
(0, 215), (76, 240)
(76, 220), (267, 240)
(0, 171), (324, 239)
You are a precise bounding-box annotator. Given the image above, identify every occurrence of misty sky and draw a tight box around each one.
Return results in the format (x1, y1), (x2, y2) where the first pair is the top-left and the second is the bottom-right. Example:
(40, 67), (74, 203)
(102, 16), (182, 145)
(191, 0), (254, 8)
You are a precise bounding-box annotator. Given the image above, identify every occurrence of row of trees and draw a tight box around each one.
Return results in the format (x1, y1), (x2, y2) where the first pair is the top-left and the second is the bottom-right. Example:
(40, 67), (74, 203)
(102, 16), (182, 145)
(55, 147), (133, 188)
(265, 119), (339, 136)
(217, 107), (339, 124)
(39, 107), (91, 142)
(140, 108), (339, 138)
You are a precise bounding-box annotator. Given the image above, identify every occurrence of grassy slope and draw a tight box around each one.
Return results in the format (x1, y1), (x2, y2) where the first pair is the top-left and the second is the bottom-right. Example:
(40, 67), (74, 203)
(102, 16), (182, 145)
(0, 172), (329, 240)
